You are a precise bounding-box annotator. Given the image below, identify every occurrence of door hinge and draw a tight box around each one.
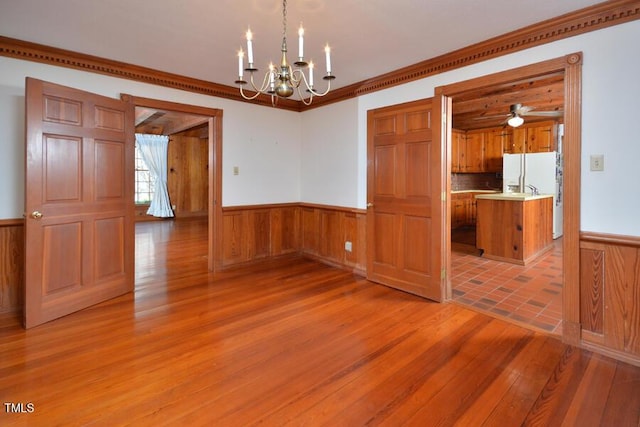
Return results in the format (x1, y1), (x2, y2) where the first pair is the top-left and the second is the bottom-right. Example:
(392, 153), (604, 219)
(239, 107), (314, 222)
(441, 268), (446, 280)
(441, 191), (447, 202)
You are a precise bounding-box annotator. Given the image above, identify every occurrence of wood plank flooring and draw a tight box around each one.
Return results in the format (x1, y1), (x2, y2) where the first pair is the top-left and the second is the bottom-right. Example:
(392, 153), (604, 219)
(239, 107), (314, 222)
(1, 218), (639, 426)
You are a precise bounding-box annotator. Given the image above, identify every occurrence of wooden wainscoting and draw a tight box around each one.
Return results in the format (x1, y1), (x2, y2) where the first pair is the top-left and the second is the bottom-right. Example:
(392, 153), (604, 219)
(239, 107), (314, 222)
(221, 203), (366, 274)
(0, 219), (24, 314)
(222, 204), (299, 266)
(299, 203), (367, 275)
(580, 232), (640, 365)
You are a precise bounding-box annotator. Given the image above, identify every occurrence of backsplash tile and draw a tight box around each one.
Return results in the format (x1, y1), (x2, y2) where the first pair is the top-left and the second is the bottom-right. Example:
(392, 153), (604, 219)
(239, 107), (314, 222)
(452, 173), (502, 191)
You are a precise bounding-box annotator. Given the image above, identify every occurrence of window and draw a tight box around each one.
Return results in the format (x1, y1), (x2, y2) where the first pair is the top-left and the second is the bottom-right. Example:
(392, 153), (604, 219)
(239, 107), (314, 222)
(135, 144), (155, 204)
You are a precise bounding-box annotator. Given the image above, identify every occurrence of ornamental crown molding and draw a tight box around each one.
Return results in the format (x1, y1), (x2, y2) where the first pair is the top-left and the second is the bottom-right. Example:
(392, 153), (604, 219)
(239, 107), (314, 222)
(1, 0), (638, 111)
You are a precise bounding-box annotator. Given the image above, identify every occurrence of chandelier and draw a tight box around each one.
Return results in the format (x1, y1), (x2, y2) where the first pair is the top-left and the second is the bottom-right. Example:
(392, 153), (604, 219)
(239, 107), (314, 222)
(235, 0), (335, 106)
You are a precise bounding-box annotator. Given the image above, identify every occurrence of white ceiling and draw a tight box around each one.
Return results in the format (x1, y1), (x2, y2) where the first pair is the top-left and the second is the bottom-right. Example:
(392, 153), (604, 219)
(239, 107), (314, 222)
(0, 0), (603, 94)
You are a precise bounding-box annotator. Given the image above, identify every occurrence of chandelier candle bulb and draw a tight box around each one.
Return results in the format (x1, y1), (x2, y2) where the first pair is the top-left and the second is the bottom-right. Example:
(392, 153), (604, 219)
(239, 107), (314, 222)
(298, 24), (304, 59)
(246, 28), (254, 64)
(309, 61), (314, 87)
(325, 45), (331, 73)
(238, 49), (244, 78)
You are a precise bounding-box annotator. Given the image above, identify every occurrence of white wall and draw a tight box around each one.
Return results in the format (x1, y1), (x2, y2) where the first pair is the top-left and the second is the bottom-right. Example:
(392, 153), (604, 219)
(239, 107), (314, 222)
(301, 20), (640, 236)
(0, 57), (302, 218)
(299, 98), (358, 206)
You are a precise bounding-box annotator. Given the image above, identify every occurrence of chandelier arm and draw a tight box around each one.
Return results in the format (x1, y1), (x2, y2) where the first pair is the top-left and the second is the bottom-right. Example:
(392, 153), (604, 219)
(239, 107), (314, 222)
(292, 69), (333, 97)
(249, 71), (273, 94)
(238, 84), (263, 100)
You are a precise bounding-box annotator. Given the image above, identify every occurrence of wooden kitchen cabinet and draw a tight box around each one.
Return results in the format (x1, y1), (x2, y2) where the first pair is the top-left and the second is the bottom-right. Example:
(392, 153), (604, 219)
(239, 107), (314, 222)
(451, 129), (465, 172)
(506, 121), (557, 153)
(484, 128), (510, 172)
(462, 130), (485, 172)
(526, 122), (556, 152)
(452, 195), (467, 229)
(453, 122), (558, 173)
(476, 195), (553, 264)
(451, 192), (485, 229)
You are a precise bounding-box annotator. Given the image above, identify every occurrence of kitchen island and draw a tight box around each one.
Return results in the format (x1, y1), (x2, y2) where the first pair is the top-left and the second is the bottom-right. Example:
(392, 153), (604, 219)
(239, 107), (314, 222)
(475, 193), (553, 265)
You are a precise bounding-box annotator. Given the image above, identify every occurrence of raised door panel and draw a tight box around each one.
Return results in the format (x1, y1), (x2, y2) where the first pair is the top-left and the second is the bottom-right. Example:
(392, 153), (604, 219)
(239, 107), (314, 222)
(95, 141), (125, 200)
(374, 144), (397, 197)
(94, 216), (125, 281)
(41, 222), (82, 297)
(372, 212), (397, 270)
(25, 78), (134, 328)
(405, 141), (429, 197)
(44, 135), (82, 202)
(403, 215), (431, 277)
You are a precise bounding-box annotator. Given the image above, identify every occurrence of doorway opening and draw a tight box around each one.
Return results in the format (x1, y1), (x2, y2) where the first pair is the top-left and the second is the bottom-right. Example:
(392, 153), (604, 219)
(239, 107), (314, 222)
(436, 53), (582, 340)
(123, 95), (223, 274)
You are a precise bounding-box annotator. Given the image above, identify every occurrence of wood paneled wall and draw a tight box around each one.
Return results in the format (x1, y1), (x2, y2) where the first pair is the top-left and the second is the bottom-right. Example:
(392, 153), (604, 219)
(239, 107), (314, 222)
(0, 220), (24, 314)
(167, 135), (208, 218)
(299, 204), (366, 274)
(580, 232), (640, 364)
(221, 204), (366, 274)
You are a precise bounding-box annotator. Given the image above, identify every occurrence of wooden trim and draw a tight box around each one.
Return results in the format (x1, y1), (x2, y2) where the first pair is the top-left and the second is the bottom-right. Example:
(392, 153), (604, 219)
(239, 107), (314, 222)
(2, 1), (638, 110)
(0, 218), (24, 227)
(299, 202), (367, 215)
(122, 95), (224, 272)
(223, 202), (300, 212)
(437, 53), (583, 346)
(562, 53), (583, 346)
(581, 231), (640, 247)
(582, 339), (640, 368)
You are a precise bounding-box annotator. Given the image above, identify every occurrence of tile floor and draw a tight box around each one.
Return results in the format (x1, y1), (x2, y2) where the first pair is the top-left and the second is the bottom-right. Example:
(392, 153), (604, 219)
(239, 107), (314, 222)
(451, 227), (563, 335)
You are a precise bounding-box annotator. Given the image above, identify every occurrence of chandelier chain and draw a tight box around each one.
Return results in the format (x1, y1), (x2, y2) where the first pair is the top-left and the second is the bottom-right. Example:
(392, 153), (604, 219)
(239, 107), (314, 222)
(282, 0), (287, 40)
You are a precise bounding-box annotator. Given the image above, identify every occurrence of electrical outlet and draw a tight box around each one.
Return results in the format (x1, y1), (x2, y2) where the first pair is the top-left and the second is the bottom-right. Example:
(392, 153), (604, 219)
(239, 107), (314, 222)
(233, 166), (239, 175)
(345, 241), (353, 252)
(590, 154), (604, 171)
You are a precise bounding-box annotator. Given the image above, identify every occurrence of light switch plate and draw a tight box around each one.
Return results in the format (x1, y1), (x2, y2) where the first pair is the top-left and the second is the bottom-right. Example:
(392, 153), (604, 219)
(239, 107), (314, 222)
(590, 154), (604, 171)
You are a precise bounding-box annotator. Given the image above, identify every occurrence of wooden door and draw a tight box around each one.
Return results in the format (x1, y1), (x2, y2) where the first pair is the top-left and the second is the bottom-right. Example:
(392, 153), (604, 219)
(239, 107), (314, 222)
(366, 98), (443, 300)
(24, 78), (134, 328)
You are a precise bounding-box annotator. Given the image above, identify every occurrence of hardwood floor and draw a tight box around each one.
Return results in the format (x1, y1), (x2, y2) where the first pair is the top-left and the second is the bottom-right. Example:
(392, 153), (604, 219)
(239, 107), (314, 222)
(1, 218), (639, 426)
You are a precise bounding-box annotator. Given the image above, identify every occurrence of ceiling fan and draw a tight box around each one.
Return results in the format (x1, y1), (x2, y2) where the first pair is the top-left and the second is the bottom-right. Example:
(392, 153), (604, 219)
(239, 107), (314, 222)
(475, 103), (563, 127)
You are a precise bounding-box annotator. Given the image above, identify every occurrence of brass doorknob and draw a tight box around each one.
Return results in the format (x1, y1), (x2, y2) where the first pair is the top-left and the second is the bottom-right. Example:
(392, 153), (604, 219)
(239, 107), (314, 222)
(367, 203), (374, 208)
(31, 211), (43, 219)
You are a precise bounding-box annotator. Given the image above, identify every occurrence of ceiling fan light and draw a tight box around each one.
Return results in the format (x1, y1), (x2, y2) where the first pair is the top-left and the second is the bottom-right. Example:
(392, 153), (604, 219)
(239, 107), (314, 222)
(507, 115), (524, 127)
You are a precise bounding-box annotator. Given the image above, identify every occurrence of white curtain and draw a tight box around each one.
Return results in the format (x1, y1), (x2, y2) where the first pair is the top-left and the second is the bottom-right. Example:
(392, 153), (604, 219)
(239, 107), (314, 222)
(135, 133), (174, 218)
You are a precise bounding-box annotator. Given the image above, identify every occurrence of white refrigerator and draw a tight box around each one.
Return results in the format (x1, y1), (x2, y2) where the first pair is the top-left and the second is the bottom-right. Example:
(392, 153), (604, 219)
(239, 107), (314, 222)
(502, 151), (563, 239)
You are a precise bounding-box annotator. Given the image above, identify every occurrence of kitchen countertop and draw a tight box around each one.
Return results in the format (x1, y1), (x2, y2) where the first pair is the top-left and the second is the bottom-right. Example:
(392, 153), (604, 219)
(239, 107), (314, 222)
(451, 190), (500, 194)
(475, 192), (553, 201)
